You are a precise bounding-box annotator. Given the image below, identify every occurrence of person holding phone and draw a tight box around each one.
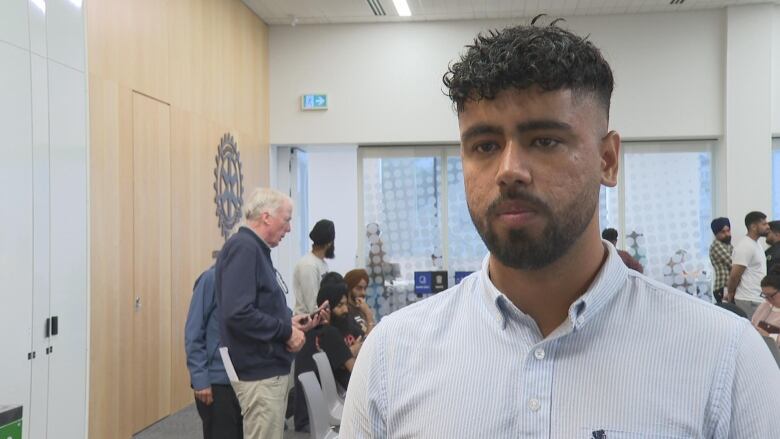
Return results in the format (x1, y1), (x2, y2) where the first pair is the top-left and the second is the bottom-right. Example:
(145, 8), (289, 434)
(215, 188), (320, 439)
(752, 266), (780, 346)
(293, 281), (364, 432)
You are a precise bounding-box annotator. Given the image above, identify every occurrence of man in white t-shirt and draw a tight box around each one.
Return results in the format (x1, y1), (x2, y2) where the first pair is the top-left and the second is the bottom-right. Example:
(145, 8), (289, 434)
(726, 211), (769, 318)
(293, 219), (335, 314)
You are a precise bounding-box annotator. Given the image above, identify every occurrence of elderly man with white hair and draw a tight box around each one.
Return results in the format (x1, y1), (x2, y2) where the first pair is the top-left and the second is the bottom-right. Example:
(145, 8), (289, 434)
(216, 187), (324, 439)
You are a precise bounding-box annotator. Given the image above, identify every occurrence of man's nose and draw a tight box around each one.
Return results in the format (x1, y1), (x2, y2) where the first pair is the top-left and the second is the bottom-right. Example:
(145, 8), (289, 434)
(495, 140), (532, 187)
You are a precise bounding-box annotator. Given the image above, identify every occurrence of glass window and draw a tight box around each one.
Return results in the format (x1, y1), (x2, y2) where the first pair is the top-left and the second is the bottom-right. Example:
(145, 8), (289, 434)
(360, 141), (716, 318)
(362, 152), (444, 319)
(446, 154), (487, 286)
(622, 143), (713, 297)
(599, 185), (620, 231)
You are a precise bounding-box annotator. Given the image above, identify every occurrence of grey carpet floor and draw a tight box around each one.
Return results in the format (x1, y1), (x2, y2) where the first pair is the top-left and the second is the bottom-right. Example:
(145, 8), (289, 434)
(132, 404), (308, 439)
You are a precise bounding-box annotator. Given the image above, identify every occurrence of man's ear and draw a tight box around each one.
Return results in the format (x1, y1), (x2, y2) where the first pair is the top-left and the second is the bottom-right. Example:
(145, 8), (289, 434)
(260, 212), (271, 225)
(600, 130), (620, 187)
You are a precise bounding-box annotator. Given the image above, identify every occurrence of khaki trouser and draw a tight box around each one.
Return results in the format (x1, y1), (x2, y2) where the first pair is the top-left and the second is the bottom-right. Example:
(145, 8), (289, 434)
(231, 374), (290, 439)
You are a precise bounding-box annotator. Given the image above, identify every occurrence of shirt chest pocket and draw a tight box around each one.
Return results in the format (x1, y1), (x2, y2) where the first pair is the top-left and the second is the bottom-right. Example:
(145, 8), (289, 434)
(582, 428), (692, 439)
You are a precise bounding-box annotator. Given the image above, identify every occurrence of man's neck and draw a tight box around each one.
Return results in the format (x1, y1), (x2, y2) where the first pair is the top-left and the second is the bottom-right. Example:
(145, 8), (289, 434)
(245, 223), (270, 247)
(312, 247), (326, 260)
(748, 231), (760, 241)
(488, 224), (607, 338)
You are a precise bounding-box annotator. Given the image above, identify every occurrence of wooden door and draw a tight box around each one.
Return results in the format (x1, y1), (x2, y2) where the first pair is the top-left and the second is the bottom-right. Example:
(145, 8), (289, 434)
(131, 92), (172, 433)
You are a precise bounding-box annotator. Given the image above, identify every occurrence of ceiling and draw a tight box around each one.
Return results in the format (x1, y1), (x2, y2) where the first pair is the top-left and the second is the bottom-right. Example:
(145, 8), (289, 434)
(242, 0), (780, 25)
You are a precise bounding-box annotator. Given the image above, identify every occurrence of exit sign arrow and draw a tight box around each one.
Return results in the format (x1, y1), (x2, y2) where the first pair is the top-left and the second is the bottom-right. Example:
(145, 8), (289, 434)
(301, 94), (328, 111)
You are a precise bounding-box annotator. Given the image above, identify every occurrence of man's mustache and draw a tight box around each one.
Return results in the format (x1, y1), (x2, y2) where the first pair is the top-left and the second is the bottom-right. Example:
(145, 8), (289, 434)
(485, 187), (551, 218)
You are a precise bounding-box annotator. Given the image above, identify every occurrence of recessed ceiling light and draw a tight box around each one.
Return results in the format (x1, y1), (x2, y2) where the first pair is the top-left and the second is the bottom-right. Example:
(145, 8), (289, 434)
(393, 0), (412, 17)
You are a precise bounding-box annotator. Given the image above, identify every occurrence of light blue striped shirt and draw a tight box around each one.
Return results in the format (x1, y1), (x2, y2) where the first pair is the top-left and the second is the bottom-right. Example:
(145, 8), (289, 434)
(341, 244), (780, 438)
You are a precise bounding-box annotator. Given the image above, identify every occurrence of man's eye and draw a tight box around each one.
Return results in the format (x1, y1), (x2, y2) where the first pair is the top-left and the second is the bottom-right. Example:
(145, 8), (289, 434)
(532, 138), (560, 149)
(474, 142), (500, 154)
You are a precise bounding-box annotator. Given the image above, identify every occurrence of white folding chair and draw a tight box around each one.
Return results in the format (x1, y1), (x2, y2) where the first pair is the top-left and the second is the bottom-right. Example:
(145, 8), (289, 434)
(313, 351), (345, 426)
(298, 371), (339, 439)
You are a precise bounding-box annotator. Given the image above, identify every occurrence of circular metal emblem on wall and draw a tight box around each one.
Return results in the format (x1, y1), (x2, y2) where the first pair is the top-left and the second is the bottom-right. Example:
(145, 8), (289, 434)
(214, 133), (244, 240)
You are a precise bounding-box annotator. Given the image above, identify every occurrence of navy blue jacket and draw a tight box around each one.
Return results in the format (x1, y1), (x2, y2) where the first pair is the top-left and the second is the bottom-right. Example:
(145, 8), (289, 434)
(215, 227), (293, 381)
(184, 267), (229, 389)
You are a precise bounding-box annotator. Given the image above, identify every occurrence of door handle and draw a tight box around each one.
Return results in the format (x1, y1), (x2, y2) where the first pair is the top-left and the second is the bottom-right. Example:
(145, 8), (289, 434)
(135, 296), (142, 311)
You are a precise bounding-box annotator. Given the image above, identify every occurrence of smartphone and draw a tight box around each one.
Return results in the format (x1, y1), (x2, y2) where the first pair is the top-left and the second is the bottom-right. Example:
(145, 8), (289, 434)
(758, 320), (780, 334)
(309, 302), (330, 319)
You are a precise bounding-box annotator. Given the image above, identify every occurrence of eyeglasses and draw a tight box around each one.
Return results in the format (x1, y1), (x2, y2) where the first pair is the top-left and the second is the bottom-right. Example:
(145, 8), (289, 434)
(274, 269), (289, 295)
(760, 290), (779, 299)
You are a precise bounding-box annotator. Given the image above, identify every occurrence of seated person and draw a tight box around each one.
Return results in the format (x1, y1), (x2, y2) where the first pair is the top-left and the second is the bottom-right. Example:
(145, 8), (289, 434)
(293, 282), (363, 432)
(320, 271), (344, 288)
(344, 269), (375, 335)
(752, 266), (780, 347)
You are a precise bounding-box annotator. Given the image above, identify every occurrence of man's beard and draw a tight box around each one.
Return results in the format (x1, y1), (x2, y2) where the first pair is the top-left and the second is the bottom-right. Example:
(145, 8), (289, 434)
(325, 244), (335, 259)
(469, 184), (598, 270)
(330, 313), (351, 335)
(718, 236), (732, 245)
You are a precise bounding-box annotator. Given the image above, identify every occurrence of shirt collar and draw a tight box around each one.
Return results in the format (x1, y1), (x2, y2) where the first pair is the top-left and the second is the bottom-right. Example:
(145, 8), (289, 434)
(240, 226), (271, 253)
(478, 240), (629, 333)
(712, 239), (732, 248)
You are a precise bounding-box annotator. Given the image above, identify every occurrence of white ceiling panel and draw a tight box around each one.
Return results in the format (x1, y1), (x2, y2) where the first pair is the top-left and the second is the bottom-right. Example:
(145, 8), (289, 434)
(242, 0), (780, 25)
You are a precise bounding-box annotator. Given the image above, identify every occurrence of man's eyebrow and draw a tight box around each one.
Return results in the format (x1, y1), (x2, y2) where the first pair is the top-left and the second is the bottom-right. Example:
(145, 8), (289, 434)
(461, 120), (574, 142)
(516, 119), (573, 133)
(460, 124), (503, 142)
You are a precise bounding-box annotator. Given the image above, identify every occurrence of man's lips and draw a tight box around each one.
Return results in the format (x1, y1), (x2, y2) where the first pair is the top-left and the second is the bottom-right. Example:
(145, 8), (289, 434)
(494, 202), (538, 216)
(494, 204), (539, 226)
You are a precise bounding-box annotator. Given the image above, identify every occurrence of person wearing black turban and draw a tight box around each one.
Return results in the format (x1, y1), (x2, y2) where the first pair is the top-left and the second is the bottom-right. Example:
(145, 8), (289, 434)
(293, 219), (336, 315)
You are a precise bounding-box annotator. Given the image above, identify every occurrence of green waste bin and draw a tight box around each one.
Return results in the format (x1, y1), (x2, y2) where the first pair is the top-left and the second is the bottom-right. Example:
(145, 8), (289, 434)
(0, 405), (22, 439)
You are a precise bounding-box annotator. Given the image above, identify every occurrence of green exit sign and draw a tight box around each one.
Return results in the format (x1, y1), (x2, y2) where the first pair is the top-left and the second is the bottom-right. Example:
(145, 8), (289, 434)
(0, 405), (22, 439)
(301, 94), (328, 111)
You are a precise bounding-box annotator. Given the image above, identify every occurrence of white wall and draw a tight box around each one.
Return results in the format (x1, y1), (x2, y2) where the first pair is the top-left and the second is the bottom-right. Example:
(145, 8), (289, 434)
(725, 5), (774, 237)
(270, 10), (724, 144)
(0, 0), (88, 437)
(773, 6), (780, 135)
(271, 147), (305, 309)
(271, 145), (359, 304)
(306, 145), (360, 276)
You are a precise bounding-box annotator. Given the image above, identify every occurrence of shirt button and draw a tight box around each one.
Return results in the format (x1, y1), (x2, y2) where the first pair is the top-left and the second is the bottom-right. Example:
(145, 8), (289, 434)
(528, 398), (541, 411)
(534, 348), (545, 360)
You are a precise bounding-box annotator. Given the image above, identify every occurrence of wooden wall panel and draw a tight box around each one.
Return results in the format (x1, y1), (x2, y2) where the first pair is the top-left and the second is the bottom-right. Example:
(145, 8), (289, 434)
(88, 77), (134, 439)
(86, 0), (170, 102)
(169, 109), (223, 411)
(88, 0), (269, 435)
(167, 0), (267, 137)
(131, 93), (172, 432)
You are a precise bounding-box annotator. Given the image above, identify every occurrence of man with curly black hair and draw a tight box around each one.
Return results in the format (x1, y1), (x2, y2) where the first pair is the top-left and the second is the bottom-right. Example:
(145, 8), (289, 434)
(341, 19), (780, 438)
